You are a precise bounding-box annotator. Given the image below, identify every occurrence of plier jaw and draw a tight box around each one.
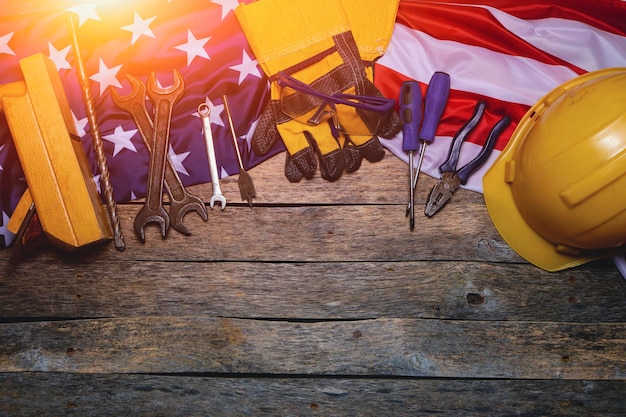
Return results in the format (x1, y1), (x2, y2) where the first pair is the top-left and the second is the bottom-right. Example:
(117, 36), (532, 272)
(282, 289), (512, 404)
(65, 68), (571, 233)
(425, 171), (462, 217)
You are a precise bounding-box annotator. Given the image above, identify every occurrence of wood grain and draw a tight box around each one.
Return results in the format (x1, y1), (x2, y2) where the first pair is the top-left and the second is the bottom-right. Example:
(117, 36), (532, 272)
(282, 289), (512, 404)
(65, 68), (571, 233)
(1, 259), (623, 322)
(1, 373), (624, 417)
(1, 202), (520, 263)
(1, 317), (624, 379)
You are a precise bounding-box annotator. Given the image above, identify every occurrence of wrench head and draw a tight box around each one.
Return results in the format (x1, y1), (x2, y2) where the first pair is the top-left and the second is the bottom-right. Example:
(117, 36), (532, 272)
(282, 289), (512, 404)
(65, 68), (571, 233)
(147, 68), (184, 99)
(111, 74), (146, 109)
(134, 206), (170, 242)
(169, 198), (208, 235)
(209, 195), (227, 211)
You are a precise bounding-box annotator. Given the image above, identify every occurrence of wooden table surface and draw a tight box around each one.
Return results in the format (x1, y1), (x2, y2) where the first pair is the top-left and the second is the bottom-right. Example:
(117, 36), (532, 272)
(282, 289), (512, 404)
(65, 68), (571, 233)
(1, 151), (625, 416)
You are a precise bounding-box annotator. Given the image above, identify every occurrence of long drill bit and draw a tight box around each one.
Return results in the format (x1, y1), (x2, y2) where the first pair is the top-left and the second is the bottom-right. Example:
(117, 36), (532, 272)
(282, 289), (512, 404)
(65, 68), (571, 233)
(67, 13), (125, 251)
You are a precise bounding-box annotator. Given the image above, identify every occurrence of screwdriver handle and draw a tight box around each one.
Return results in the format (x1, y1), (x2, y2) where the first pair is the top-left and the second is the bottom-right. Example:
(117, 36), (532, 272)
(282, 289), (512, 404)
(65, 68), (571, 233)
(419, 71), (450, 144)
(400, 80), (422, 152)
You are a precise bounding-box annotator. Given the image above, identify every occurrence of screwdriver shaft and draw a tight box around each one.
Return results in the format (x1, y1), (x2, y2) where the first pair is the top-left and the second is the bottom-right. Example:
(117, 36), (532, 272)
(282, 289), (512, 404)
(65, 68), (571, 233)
(405, 141), (428, 217)
(412, 142), (428, 190)
(222, 95), (244, 170)
(408, 151), (415, 230)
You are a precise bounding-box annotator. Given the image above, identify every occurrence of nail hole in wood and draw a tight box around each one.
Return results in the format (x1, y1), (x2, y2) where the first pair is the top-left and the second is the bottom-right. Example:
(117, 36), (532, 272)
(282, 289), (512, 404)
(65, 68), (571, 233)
(466, 293), (485, 306)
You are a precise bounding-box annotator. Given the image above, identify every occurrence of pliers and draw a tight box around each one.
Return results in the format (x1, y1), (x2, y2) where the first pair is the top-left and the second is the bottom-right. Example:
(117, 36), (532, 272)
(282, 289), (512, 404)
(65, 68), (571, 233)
(425, 101), (510, 217)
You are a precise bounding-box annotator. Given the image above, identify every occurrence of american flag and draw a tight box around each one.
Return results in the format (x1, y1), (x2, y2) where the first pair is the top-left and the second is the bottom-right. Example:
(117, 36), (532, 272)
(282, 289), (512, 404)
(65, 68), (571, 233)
(0, 0), (276, 249)
(375, 0), (626, 193)
(1, 0), (626, 250)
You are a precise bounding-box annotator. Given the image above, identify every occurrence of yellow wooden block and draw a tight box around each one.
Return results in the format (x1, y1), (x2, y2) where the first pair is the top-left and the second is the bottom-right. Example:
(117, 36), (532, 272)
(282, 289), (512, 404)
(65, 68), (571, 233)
(6, 189), (32, 235)
(2, 53), (112, 251)
(0, 84), (28, 235)
(0, 82), (26, 111)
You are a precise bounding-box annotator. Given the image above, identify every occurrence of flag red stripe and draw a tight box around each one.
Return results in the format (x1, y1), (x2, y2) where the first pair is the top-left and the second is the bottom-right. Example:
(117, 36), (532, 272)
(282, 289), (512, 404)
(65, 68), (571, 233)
(413, 0), (626, 36)
(396, 2), (588, 74)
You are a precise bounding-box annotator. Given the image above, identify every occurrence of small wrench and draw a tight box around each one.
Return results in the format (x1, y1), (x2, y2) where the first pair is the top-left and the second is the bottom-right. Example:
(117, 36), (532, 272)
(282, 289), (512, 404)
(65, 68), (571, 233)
(198, 103), (226, 210)
(133, 70), (184, 241)
(112, 75), (207, 235)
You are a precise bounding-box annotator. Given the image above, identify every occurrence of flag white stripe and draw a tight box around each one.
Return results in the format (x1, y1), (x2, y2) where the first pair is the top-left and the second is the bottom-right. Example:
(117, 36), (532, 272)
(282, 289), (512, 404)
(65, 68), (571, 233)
(482, 6), (626, 71)
(378, 23), (577, 106)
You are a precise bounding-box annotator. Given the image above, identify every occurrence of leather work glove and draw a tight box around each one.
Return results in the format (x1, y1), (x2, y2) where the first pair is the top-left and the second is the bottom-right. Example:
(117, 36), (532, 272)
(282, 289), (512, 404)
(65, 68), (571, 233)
(337, 0), (401, 172)
(236, 0), (402, 182)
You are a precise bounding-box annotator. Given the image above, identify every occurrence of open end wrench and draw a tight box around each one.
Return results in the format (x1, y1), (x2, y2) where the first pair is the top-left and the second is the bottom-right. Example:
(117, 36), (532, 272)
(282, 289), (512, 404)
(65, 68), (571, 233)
(112, 75), (207, 235)
(198, 103), (226, 210)
(133, 70), (184, 241)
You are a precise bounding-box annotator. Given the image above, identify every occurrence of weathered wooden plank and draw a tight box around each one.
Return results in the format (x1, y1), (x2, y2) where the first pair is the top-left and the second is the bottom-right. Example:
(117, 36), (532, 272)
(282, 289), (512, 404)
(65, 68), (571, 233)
(0, 203), (522, 263)
(1, 373), (624, 417)
(1, 318), (624, 379)
(0, 260), (624, 322)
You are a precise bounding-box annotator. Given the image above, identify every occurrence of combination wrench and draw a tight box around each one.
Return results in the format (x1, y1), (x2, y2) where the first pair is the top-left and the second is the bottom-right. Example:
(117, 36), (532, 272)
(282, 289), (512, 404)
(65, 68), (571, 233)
(198, 103), (226, 210)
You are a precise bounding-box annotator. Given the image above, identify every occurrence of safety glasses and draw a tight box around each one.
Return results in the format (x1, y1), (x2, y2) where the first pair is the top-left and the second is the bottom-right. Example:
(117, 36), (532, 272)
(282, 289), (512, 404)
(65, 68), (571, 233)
(277, 71), (395, 137)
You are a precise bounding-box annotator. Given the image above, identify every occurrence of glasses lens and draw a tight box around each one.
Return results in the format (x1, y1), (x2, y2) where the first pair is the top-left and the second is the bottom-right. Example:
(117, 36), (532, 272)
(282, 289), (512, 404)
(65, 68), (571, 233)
(280, 84), (384, 136)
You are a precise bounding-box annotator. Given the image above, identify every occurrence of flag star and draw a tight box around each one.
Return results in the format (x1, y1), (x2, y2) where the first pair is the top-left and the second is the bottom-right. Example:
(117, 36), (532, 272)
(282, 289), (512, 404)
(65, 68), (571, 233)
(174, 29), (211, 67)
(229, 50), (262, 85)
(211, 0), (240, 20)
(48, 43), (71, 71)
(245, 117), (259, 151)
(0, 144), (5, 171)
(90, 58), (123, 97)
(66, 5), (102, 27)
(0, 32), (15, 56)
(195, 97), (225, 128)
(0, 211), (14, 247)
(93, 174), (102, 194)
(122, 13), (156, 45)
(72, 112), (88, 137)
(168, 145), (191, 176)
(103, 125), (139, 157)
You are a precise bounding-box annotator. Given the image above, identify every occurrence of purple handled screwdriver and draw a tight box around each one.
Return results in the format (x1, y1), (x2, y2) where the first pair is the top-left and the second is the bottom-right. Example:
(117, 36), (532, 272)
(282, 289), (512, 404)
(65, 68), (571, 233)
(411, 71), (450, 192)
(400, 80), (422, 230)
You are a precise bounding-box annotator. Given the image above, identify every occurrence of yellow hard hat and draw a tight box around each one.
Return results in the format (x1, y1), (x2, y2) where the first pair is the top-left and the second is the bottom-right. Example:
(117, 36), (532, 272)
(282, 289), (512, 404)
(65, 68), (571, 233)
(483, 68), (626, 271)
